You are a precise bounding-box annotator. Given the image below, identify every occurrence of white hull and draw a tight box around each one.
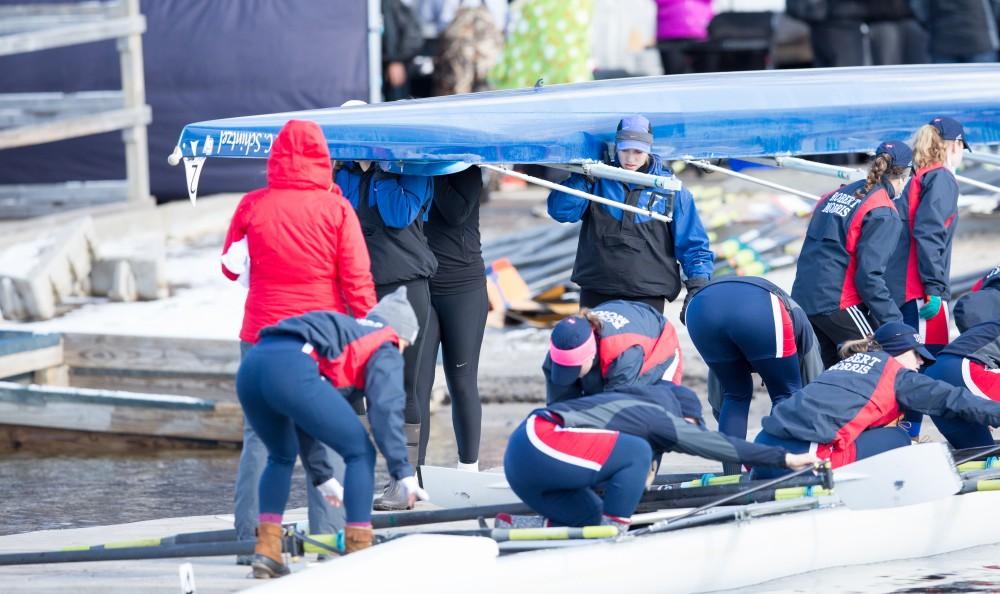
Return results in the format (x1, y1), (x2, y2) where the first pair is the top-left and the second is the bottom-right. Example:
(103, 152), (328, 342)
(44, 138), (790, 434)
(243, 490), (1000, 594)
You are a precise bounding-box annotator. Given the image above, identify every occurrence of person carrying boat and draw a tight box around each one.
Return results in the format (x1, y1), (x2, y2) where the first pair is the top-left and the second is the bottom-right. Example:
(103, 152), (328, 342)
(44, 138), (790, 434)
(791, 140), (911, 367)
(686, 276), (823, 448)
(222, 119), (378, 565)
(952, 264), (1000, 333)
(751, 322), (1000, 478)
(237, 287), (430, 578)
(335, 138), (438, 509)
(547, 115), (714, 316)
(422, 166), (488, 472)
(887, 117), (969, 352)
(923, 318), (1000, 448)
(502, 382), (819, 529)
(543, 299), (682, 404)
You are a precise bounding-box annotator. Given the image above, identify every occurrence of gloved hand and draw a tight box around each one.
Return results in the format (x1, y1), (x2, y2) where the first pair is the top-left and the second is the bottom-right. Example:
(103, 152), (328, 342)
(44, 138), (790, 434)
(316, 477), (344, 508)
(399, 475), (430, 507)
(918, 295), (942, 320)
(679, 277), (709, 326)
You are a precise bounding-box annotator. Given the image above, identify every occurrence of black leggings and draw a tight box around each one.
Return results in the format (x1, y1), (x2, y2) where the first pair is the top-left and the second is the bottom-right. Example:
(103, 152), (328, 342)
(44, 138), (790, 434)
(422, 285), (488, 464)
(376, 278), (436, 465)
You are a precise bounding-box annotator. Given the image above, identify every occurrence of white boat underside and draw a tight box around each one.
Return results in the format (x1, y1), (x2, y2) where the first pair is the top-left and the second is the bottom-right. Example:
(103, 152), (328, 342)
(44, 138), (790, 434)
(243, 490), (1000, 594)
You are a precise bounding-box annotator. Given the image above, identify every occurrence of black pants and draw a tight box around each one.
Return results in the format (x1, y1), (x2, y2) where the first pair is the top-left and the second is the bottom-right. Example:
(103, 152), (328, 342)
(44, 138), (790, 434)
(376, 278), (436, 465)
(579, 289), (665, 314)
(422, 284), (489, 464)
(807, 305), (877, 368)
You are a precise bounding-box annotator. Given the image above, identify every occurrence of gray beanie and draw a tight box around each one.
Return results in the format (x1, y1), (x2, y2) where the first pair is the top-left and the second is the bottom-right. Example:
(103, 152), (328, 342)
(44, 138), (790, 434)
(367, 286), (419, 343)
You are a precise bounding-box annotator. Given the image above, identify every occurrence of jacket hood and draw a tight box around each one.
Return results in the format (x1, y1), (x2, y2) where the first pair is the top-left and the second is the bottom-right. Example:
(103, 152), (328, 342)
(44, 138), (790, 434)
(267, 120), (333, 190)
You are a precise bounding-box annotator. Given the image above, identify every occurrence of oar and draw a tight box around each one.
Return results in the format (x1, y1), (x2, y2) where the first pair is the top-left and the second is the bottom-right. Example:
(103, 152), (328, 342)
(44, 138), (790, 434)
(635, 484), (832, 513)
(954, 442), (1000, 466)
(373, 502), (533, 529)
(0, 541), (256, 566)
(374, 525), (618, 545)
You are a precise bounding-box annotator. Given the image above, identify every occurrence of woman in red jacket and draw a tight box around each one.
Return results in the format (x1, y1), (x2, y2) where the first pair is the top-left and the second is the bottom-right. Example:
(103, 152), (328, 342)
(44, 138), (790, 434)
(221, 119), (378, 564)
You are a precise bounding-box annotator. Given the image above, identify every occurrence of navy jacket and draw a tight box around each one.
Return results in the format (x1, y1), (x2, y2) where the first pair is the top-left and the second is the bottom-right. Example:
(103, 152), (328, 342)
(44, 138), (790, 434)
(543, 300), (681, 404)
(260, 311), (412, 480)
(791, 179), (902, 324)
(542, 383), (788, 468)
(762, 350), (1000, 466)
(547, 154), (713, 300)
(336, 163), (437, 286)
(886, 166), (959, 304)
(940, 319), (1000, 369)
(954, 266), (1000, 331)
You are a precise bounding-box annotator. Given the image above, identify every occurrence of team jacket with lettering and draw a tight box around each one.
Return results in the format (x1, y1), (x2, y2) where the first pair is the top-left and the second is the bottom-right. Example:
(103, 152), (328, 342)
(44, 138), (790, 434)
(886, 165), (959, 303)
(953, 265), (1000, 330)
(543, 300), (682, 404)
(791, 179), (903, 324)
(259, 311), (412, 480)
(221, 120), (376, 343)
(761, 350), (1000, 466)
(541, 384), (788, 468)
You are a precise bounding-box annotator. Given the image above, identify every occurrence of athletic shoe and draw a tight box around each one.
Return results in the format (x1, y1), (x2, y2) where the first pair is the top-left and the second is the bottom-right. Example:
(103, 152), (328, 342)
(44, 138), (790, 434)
(373, 479), (411, 511)
(494, 513), (546, 529)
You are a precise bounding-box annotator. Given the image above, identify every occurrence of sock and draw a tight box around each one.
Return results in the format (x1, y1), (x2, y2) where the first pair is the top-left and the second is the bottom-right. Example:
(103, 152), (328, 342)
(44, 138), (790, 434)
(456, 461), (479, 472)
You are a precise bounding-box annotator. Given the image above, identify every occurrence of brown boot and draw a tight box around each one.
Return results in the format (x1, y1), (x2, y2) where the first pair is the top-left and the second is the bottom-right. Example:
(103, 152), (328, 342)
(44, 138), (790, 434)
(344, 525), (374, 554)
(251, 522), (289, 579)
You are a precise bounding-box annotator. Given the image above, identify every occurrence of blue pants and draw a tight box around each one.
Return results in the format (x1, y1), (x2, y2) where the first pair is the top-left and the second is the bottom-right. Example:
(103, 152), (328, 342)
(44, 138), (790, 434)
(899, 300), (952, 437)
(503, 418), (652, 526)
(234, 341), (343, 540)
(924, 354), (995, 449)
(687, 282), (802, 440)
(237, 335), (377, 525)
(750, 427), (911, 479)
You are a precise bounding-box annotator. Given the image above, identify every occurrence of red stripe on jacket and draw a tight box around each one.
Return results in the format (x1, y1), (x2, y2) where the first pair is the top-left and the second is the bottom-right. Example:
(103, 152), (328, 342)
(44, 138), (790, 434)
(904, 164), (947, 302)
(529, 415), (618, 468)
(309, 326), (399, 389)
(817, 357), (903, 468)
(779, 298), (797, 357)
(598, 321), (681, 378)
(838, 187), (896, 310)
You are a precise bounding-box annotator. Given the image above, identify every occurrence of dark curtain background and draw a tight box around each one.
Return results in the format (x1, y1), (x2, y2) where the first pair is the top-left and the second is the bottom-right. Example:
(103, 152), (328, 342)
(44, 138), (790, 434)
(0, 0), (370, 200)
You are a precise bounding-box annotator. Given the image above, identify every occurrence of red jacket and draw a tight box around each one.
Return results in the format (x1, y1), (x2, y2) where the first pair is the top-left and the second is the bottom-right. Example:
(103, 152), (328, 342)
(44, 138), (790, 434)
(222, 120), (377, 343)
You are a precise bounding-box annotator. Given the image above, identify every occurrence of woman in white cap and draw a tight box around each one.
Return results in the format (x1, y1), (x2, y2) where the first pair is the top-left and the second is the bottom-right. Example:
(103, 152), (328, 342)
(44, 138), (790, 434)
(547, 115), (714, 321)
(236, 287), (429, 578)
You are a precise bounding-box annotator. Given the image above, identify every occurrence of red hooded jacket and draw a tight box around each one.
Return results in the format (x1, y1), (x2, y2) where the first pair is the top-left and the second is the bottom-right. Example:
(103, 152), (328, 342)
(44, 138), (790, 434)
(222, 120), (377, 343)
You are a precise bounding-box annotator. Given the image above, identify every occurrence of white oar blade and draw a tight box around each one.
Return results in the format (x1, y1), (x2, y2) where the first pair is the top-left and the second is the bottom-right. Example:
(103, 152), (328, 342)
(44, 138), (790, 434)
(419, 466), (519, 508)
(832, 442), (960, 510)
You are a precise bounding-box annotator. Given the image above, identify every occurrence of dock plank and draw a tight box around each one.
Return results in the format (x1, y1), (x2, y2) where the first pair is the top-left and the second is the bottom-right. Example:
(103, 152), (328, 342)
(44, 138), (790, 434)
(62, 333), (240, 376)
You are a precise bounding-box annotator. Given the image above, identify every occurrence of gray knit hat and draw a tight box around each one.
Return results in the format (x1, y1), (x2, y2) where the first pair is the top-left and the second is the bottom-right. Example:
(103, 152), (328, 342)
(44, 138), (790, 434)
(367, 286), (419, 343)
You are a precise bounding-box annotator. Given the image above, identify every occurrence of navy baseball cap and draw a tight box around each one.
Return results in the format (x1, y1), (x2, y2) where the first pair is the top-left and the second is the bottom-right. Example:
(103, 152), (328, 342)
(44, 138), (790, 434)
(875, 140), (913, 168)
(616, 115), (653, 153)
(874, 322), (935, 363)
(548, 317), (597, 385)
(929, 116), (971, 151)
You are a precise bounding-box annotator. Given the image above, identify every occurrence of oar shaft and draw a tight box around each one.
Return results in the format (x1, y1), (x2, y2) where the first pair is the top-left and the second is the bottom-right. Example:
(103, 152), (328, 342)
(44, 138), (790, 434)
(0, 541), (255, 566)
(373, 502), (533, 529)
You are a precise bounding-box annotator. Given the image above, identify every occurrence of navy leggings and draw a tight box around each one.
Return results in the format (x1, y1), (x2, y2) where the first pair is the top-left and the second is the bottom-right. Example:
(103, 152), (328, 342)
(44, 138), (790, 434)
(423, 285), (488, 464)
(900, 299), (951, 437)
(237, 335), (377, 524)
(750, 427), (911, 479)
(504, 418), (652, 526)
(686, 282), (802, 441)
(924, 354), (995, 449)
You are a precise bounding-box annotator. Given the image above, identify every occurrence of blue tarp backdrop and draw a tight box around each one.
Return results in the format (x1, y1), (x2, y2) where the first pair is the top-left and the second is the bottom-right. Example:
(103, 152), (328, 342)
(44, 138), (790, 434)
(0, 0), (369, 200)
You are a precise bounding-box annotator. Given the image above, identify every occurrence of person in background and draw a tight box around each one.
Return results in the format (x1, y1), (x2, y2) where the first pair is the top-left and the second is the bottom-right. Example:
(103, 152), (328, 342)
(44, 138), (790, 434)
(502, 382), (818, 529)
(383, 0), (425, 100)
(686, 277), (823, 463)
(238, 288), (428, 577)
(923, 318), (1000, 448)
(543, 300), (683, 405)
(911, 0), (999, 63)
(952, 265), (1000, 332)
(654, 0), (712, 74)
(547, 115), (714, 316)
(423, 166), (489, 471)
(429, 0), (505, 95)
(221, 119), (377, 566)
(791, 141), (910, 367)
(752, 322), (1000, 478)
(336, 149), (437, 510)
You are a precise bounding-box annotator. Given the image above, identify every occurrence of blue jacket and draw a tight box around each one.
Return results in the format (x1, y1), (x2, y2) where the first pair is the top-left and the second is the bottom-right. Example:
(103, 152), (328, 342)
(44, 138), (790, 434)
(547, 154), (713, 299)
(336, 163), (437, 285)
(543, 300), (681, 404)
(542, 383), (788, 468)
(260, 311), (413, 480)
(886, 166), (959, 304)
(791, 179), (903, 323)
(940, 319), (1000, 369)
(953, 265), (1000, 331)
